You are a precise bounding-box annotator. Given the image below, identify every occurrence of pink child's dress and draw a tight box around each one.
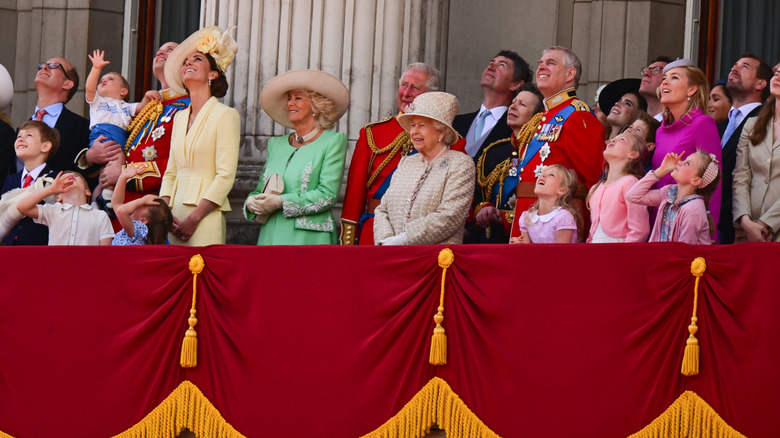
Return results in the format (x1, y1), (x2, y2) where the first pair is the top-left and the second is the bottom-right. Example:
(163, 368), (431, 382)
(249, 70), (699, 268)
(518, 206), (578, 243)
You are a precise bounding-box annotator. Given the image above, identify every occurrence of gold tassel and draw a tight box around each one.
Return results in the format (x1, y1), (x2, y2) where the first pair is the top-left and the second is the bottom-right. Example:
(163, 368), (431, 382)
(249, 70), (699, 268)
(429, 249), (454, 366)
(181, 255), (205, 368)
(681, 257), (706, 376)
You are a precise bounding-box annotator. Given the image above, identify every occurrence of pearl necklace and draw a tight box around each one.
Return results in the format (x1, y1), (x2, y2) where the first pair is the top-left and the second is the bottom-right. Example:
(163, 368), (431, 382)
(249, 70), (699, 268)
(295, 128), (320, 144)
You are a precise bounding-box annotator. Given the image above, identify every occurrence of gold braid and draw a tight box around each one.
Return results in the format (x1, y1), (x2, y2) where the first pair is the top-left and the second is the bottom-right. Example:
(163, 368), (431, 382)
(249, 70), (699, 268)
(475, 112), (545, 206)
(125, 100), (164, 154)
(365, 126), (411, 189)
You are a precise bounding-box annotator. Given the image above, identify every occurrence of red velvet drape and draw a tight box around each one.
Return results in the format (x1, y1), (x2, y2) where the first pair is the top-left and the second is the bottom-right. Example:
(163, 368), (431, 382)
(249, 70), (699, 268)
(0, 243), (778, 437)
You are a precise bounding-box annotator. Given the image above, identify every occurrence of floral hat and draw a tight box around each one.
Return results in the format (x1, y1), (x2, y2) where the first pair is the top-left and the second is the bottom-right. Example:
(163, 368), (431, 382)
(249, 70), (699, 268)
(397, 92), (459, 146)
(164, 26), (238, 95)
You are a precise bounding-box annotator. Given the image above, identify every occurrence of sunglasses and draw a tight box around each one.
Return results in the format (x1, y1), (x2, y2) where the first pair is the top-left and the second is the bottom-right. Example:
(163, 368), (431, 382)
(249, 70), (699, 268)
(640, 66), (663, 76)
(36, 62), (71, 81)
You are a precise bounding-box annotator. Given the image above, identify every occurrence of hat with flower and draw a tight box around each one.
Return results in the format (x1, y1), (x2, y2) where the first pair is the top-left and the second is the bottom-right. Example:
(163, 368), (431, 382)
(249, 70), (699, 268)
(397, 92), (460, 146)
(165, 26), (238, 95)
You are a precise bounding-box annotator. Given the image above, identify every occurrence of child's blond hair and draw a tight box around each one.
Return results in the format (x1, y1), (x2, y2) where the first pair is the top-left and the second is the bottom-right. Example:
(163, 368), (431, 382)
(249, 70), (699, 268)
(525, 164), (583, 231)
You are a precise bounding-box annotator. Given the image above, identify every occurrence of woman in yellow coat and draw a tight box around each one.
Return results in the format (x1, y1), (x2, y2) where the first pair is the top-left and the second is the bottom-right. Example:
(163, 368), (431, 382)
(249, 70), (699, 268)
(160, 26), (240, 245)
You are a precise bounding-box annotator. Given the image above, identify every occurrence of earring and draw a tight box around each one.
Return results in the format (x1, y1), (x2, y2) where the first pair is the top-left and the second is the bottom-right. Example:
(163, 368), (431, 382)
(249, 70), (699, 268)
(208, 79), (212, 87)
(313, 113), (317, 117)
(687, 96), (691, 101)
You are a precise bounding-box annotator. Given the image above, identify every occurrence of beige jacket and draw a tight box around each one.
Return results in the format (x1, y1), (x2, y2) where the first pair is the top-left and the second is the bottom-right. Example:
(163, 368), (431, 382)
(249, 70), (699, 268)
(374, 148), (475, 245)
(160, 97), (240, 211)
(732, 116), (780, 241)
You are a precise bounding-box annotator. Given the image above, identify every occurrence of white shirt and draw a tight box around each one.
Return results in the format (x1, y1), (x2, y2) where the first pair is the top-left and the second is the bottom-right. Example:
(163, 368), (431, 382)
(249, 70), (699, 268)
(35, 202), (114, 245)
(21, 163), (47, 186)
(730, 102), (762, 128)
(464, 105), (508, 157)
(86, 93), (138, 129)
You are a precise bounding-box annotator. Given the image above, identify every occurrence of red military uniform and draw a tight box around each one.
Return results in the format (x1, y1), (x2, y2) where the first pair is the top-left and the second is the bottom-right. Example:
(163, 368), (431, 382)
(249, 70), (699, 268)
(341, 115), (411, 245)
(123, 89), (190, 202)
(509, 88), (605, 239)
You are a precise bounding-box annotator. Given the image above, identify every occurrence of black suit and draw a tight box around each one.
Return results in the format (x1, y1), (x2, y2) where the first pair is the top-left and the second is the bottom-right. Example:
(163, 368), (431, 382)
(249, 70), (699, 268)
(48, 107), (91, 178)
(1, 165), (53, 245)
(0, 119), (17, 182)
(453, 110), (513, 161)
(718, 105), (762, 244)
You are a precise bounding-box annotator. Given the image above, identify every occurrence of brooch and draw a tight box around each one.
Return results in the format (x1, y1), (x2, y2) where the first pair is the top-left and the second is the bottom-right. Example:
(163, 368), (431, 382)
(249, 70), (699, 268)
(142, 146), (158, 161)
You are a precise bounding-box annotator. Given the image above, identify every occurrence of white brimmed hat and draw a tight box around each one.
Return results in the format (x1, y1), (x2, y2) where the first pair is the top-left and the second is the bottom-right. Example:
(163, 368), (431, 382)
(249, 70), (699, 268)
(260, 70), (350, 128)
(397, 92), (459, 145)
(164, 26), (238, 95)
(0, 64), (13, 112)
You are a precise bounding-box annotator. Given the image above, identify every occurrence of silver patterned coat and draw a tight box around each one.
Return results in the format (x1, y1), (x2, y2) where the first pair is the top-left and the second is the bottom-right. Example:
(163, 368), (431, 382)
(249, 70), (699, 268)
(374, 148), (476, 244)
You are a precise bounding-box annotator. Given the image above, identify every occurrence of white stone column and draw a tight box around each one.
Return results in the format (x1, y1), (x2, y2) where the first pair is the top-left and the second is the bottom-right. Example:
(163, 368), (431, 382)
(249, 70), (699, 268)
(201, 0), (451, 244)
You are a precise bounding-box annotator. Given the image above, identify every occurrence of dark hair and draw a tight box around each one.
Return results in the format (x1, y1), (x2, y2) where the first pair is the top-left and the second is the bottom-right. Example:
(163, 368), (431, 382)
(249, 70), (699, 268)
(518, 83), (544, 113)
(205, 53), (229, 98)
(633, 111), (661, 144)
(64, 63), (80, 103)
(496, 50), (532, 91)
(710, 80), (732, 105)
(145, 199), (173, 245)
(650, 55), (674, 64)
(19, 120), (60, 160)
(737, 53), (773, 101)
(627, 91), (648, 112)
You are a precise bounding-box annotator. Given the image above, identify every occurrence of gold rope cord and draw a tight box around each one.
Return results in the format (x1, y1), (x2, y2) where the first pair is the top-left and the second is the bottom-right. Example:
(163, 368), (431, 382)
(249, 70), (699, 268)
(125, 100), (164, 153)
(429, 249), (454, 366)
(681, 257), (706, 376)
(361, 377), (501, 438)
(475, 112), (544, 205)
(628, 391), (746, 438)
(181, 255), (204, 368)
(365, 126), (411, 190)
(112, 380), (246, 438)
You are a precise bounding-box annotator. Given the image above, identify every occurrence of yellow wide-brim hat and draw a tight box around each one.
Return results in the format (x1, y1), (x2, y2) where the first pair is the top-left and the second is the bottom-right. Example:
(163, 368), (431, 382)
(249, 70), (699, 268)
(0, 64), (13, 112)
(397, 92), (459, 146)
(260, 70), (350, 128)
(164, 26), (238, 95)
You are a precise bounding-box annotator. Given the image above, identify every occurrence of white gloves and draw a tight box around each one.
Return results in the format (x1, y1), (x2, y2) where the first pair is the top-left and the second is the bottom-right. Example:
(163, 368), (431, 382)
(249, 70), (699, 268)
(379, 232), (410, 246)
(246, 193), (282, 215)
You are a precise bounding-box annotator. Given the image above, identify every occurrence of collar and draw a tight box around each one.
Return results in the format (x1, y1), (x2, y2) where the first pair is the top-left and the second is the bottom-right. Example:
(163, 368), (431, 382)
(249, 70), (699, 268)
(22, 163), (47, 182)
(160, 88), (187, 101)
(665, 185), (703, 207)
(33, 102), (64, 119)
(59, 202), (94, 211)
(543, 88), (577, 111)
(530, 206), (562, 223)
(731, 102), (762, 119)
(479, 104), (508, 119)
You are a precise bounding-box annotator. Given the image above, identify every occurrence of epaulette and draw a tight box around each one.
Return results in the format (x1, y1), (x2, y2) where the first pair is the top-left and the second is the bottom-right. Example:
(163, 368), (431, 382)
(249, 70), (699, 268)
(571, 99), (590, 112)
(363, 116), (395, 130)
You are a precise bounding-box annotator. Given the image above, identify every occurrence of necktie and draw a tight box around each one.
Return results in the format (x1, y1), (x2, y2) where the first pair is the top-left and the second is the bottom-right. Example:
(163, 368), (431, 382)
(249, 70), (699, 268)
(34, 109), (47, 122)
(22, 174), (33, 188)
(474, 110), (491, 140)
(722, 109), (739, 148)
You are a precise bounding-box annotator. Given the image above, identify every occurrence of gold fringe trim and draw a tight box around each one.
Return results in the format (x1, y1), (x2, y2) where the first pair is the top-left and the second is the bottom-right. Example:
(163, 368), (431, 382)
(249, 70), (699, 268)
(181, 255), (205, 368)
(361, 377), (501, 438)
(629, 390), (746, 438)
(681, 257), (706, 376)
(112, 380), (246, 438)
(429, 249), (454, 366)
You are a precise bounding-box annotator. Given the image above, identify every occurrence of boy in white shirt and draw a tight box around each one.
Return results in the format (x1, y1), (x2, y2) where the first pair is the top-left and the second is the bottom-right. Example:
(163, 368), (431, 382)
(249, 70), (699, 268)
(17, 170), (114, 245)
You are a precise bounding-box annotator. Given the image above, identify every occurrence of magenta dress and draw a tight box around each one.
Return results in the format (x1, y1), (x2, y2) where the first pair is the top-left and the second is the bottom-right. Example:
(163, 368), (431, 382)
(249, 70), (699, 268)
(652, 107), (721, 237)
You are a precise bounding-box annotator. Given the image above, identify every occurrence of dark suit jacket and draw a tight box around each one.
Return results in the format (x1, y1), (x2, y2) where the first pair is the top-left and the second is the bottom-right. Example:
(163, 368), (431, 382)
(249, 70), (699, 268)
(718, 105), (762, 244)
(453, 110), (513, 162)
(0, 119), (16, 182)
(1, 165), (53, 245)
(48, 107), (94, 185)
